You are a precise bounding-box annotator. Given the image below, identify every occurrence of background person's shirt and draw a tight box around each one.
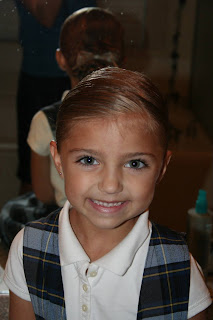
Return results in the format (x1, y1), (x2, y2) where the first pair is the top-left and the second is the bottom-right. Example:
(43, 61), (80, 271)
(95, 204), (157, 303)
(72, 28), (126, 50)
(15, 0), (97, 77)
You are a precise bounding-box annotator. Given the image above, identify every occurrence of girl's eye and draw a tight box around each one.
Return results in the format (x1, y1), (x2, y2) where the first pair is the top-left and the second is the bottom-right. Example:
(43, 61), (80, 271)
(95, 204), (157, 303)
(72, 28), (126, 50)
(125, 160), (146, 169)
(79, 156), (99, 166)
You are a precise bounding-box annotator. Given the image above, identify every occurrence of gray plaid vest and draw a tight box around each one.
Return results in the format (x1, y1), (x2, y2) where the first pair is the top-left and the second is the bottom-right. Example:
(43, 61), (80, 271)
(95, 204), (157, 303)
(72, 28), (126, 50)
(23, 209), (190, 320)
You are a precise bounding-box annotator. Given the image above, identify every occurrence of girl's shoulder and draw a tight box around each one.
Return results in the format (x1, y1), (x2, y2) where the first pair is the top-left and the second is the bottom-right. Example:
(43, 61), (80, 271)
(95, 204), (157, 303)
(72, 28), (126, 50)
(24, 207), (62, 235)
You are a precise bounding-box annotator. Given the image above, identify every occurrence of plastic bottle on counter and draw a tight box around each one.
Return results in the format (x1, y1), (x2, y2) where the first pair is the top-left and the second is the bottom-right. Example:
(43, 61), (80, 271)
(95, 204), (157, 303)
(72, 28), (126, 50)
(187, 189), (212, 278)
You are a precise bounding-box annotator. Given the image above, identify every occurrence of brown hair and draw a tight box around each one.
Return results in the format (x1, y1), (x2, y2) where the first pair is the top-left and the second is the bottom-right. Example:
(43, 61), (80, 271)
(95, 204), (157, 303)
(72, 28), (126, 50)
(56, 67), (169, 152)
(60, 7), (125, 80)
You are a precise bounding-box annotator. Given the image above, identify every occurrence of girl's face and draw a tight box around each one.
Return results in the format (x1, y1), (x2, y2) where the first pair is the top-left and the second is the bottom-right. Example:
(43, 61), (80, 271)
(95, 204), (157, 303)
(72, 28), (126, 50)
(51, 115), (171, 235)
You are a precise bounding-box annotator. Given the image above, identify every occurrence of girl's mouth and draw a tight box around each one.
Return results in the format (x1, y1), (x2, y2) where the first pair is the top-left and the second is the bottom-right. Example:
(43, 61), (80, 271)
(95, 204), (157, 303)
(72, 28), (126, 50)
(92, 200), (123, 207)
(89, 199), (128, 214)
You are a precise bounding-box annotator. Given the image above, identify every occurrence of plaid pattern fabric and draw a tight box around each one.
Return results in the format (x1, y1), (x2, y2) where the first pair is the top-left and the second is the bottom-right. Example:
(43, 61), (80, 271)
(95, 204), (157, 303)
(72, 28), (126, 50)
(24, 211), (190, 320)
(23, 208), (66, 320)
(137, 223), (190, 320)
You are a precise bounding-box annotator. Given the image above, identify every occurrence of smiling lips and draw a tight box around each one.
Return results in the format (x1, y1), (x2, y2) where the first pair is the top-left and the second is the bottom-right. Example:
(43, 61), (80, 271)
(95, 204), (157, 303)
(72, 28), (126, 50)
(92, 199), (124, 208)
(89, 198), (129, 214)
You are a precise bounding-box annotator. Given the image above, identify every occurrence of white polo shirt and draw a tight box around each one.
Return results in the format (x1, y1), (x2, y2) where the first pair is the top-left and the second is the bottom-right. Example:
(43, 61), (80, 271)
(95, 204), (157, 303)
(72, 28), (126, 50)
(4, 201), (212, 319)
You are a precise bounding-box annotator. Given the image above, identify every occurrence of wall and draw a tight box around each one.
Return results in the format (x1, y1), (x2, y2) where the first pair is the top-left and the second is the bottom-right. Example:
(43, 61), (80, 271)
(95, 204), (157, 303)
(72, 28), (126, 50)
(97, 0), (197, 97)
(0, 0), (21, 207)
(190, 0), (213, 141)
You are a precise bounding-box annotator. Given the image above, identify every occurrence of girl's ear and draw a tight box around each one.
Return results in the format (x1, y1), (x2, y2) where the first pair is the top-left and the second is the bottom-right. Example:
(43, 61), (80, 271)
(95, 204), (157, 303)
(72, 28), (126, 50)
(50, 140), (63, 178)
(156, 150), (172, 184)
(55, 48), (67, 71)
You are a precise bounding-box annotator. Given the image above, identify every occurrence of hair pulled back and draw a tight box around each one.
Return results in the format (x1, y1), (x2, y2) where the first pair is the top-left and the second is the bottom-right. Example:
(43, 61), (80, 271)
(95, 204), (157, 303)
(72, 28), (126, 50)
(56, 67), (169, 152)
(60, 7), (125, 80)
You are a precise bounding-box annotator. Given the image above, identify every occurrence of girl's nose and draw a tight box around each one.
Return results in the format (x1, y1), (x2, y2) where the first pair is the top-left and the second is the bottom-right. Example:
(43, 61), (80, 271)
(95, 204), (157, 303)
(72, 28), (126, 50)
(98, 168), (123, 194)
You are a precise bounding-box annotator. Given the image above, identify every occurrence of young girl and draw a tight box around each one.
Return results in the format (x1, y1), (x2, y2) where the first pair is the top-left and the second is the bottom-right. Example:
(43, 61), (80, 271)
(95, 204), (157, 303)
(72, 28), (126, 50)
(4, 67), (212, 319)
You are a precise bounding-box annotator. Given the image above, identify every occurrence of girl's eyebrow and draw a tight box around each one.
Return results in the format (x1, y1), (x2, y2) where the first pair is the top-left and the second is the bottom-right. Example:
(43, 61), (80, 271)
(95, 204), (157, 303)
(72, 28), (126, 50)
(68, 148), (101, 156)
(69, 149), (156, 159)
(121, 152), (156, 159)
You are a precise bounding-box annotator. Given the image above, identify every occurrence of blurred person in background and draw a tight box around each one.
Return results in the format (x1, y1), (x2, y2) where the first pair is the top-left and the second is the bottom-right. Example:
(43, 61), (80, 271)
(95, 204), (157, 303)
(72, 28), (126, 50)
(14, 0), (96, 194)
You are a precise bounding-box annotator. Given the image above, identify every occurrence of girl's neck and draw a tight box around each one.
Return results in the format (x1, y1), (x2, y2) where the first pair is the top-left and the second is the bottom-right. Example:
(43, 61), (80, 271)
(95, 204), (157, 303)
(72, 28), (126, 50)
(69, 208), (138, 262)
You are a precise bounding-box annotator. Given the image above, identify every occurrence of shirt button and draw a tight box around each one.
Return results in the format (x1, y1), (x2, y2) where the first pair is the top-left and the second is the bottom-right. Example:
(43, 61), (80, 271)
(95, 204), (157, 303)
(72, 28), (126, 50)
(82, 304), (88, 312)
(83, 284), (88, 292)
(90, 271), (97, 277)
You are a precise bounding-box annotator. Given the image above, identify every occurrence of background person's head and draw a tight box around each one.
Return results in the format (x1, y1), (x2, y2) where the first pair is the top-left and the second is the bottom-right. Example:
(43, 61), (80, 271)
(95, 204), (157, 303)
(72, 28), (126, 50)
(56, 67), (170, 156)
(56, 7), (125, 86)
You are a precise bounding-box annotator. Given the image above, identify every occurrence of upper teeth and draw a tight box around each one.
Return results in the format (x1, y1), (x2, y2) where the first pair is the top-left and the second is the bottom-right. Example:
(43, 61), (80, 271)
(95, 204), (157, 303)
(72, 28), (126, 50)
(93, 200), (123, 207)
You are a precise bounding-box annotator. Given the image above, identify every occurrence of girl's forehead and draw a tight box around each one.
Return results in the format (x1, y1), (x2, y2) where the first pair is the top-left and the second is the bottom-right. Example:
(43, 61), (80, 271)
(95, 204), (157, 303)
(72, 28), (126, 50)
(62, 114), (164, 158)
(64, 113), (162, 149)
(69, 112), (156, 133)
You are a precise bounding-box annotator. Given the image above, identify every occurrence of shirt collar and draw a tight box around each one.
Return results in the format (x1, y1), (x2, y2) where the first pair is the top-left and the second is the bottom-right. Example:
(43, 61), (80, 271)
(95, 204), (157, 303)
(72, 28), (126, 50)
(94, 211), (150, 275)
(59, 200), (150, 276)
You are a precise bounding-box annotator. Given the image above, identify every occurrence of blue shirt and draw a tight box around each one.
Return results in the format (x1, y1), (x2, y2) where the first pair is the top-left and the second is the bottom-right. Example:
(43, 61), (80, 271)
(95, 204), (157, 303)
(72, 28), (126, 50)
(15, 0), (96, 77)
